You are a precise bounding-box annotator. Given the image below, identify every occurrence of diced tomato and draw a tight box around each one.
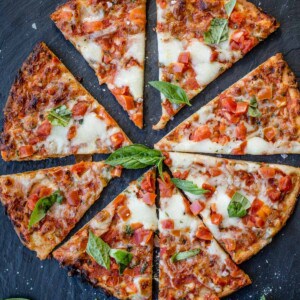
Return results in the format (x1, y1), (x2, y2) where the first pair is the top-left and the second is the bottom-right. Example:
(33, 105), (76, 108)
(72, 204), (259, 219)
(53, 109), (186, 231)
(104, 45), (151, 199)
(223, 112), (240, 124)
(202, 183), (215, 196)
(267, 188), (281, 202)
(235, 122), (247, 140)
(211, 213), (223, 225)
(196, 226), (213, 241)
(279, 176), (292, 192)
(110, 132), (125, 149)
(67, 125), (77, 140)
(259, 166), (276, 178)
(19, 145), (34, 158)
(27, 194), (39, 211)
(230, 30), (256, 54)
(256, 205), (271, 220)
(235, 102), (248, 115)
(82, 21), (104, 33)
(190, 200), (205, 215)
(185, 78), (200, 90)
(132, 112), (143, 129)
(210, 50), (219, 62)
(221, 97), (237, 113)
(230, 12), (245, 27)
(141, 172), (155, 193)
(118, 205), (131, 221)
(129, 7), (146, 26)
(112, 86), (129, 95)
(173, 170), (189, 180)
(163, 100), (175, 117)
(178, 52), (190, 64)
(190, 125), (211, 142)
(111, 166), (122, 177)
(72, 102), (89, 117)
(114, 194), (126, 206)
(158, 174), (174, 197)
(172, 62), (185, 73)
(134, 228), (153, 245)
(142, 192), (156, 206)
(231, 141), (247, 155)
(210, 167), (222, 177)
(257, 86), (272, 100)
(250, 199), (264, 215)
(161, 219), (174, 230)
(38, 187), (52, 198)
(36, 120), (52, 139)
(115, 95), (135, 110)
(226, 188), (236, 198)
(67, 190), (80, 206)
(223, 238), (236, 251)
(264, 127), (276, 142)
(157, 0), (167, 9)
(71, 162), (87, 176)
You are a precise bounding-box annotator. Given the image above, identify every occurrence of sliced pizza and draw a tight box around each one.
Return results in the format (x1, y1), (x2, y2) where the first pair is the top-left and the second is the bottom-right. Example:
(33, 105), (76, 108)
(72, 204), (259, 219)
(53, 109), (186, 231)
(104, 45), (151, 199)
(155, 54), (300, 154)
(0, 161), (121, 259)
(158, 172), (251, 299)
(53, 168), (157, 299)
(165, 152), (300, 264)
(51, 0), (146, 128)
(154, 0), (279, 129)
(0, 42), (131, 161)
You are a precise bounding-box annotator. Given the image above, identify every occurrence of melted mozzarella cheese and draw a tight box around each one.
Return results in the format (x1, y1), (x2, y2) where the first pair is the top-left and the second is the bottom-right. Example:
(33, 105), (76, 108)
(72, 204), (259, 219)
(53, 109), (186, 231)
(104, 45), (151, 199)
(246, 137), (273, 154)
(114, 66), (144, 99)
(125, 33), (145, 64)
(45, 125), (70, 154)
(196, 105), (215, 124)
(217, 30), (242, 62)
(76, 38), (103, 67)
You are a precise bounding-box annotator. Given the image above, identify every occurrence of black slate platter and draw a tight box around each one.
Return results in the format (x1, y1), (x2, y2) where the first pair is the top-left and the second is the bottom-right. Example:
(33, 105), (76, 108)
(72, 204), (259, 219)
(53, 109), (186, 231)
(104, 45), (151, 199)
(0, 0), (299, 299)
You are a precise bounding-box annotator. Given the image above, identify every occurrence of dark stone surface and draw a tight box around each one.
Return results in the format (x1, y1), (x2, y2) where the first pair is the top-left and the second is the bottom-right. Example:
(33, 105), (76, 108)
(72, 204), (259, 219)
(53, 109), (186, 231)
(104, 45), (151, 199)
(0, 0), (299, 299)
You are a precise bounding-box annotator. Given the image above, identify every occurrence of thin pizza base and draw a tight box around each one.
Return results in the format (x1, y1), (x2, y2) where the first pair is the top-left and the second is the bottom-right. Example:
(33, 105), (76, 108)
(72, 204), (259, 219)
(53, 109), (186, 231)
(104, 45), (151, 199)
(53, 169), (157, 299)
(155, 54), (300, 155)
(0, 161), (120, 259)
(165, 152), (300, 264)
(0, 42), (131, 161)
(154, 0), (279, 130)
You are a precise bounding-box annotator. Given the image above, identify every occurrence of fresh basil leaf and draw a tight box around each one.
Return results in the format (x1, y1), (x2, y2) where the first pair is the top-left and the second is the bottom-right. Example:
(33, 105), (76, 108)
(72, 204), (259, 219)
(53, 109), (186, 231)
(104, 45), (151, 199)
(105, 144), (165, 170)
(110, 249), (133, 274)
(227, 192), (251, 218)
(124, 225), (134, 236)
(149, 81), (191, 106)
(248, 96), (261, 117)
(157, 157), (165, 181)
(171, 249), (200, 263)
(48, 105), (72, 127)
(260, 296), (266, 300)
(204, 18), (229, 45)
(171, 178), (208, 195)
(86, 231), (111, 270)
(28, 190), (63, 229)
(225, 0), (236, 16)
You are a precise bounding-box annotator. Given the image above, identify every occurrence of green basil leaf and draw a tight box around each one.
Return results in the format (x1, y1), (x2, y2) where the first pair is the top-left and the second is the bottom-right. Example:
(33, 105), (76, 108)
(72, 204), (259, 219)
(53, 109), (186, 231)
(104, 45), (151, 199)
(157, 157), (165, 181)
(227, 192), (251, 218)
(225, 0), (236, 16)
(248, 96), (262, 117)
(48, 105), (72, 127)
(86, 231), (111, 270)
(105, 144), (164, 170)
(110, 249), (133, 274)
(204, 18), (229, 45)
(171, 249), (200, 263)
(28, 190), (63, 229)
(171, 178), (208, 195)
(149, 81), (191, 106)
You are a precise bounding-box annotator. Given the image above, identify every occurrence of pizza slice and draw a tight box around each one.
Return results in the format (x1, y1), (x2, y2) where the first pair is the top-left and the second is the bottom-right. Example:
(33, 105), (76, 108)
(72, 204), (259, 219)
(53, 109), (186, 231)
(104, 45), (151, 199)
(0, 42), (131, 161)
(165, 152), (300, 264)
(0, 161), (121, 259)
(158, 172), (251, 299)
(53, 168), (157, 299)
(153, 0), (279, 129)
(51, 0), (146, 128)
(155, 54), (300, 154)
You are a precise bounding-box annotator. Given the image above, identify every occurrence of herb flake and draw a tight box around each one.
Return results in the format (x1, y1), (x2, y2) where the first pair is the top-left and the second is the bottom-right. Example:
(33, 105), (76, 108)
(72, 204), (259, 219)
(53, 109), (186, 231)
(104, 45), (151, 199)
(48, 105), (72, 127)
(171, 178), (208, 195)
(171, 249), (200, 263)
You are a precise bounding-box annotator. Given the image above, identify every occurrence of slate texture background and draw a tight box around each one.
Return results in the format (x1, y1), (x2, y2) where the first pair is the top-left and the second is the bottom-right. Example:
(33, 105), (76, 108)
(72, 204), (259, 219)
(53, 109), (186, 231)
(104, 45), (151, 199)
(0, 0), (299, 299)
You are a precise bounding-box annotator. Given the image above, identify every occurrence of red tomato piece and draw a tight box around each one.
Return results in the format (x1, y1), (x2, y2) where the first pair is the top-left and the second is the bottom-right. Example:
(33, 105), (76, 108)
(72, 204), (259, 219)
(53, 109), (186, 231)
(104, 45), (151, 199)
(116, 95), (135, 110)
(236, 122), (247, 140)
(67, 125), (77, 140)
(211, 212), (223, 225)
(27, 194), (39, 211)
(19, 145), (34, 158)
(141, 172), (155, 193)
(72, 102), (89, 117)
(259, 166), (276, 178)
(172, 62), (185, 73)
(118, 205), (131, 221)
(142, 192), (156, 206)
(235, 102), (248, 115)
(279, 176), (292, 192)
(36, 120), (52, 139)
(196, 226), (213, 240)
(210, 167), (222, 177)
(202, 183), (215, 196)
(134, 228), (153, 245)
(267, 188), (281, 202)
(67, 190), (80, 206)
(161, 219), (174, 230)
(178, 52), (190, 64)
(71, 162), (87, 176)
(190, 125), (211, 142)
(158, 174), (174, 198)
(110, 132), (125, 149)
(221, 97), (237, 113)
(264, 127), (277, 142)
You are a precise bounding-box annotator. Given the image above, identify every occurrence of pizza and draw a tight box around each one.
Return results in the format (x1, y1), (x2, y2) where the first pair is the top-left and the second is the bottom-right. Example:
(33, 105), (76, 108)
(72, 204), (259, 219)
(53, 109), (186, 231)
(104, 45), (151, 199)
(53, 169), (157, 299)
(0, 161), (121, 259)
(51, 0), (146, 128)
(0, 42), (131, 161)
(154, 0), (279, 129)
(158, 172), (251, 299)
(155, 54), (300, 155)
(164, 152), (300, 264)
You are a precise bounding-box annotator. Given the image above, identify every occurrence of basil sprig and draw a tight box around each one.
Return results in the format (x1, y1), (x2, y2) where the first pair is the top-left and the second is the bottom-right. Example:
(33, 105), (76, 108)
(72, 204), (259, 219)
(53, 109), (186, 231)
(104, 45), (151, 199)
(149, 81), (191, 106)
(171, 178), (208, 195)
(204, 18), (229, 45)
(48, 105), (72, 127)
(86, 231), (133, 274)
(110, 249), (133, 274)
(105, 144), (165, 178)
(227, 192), (251, 218)
(28, 190), (63, 229)
(225, 0), (236, 16)
(171, 249), (200, 263)
(248, 96), (262, 118)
